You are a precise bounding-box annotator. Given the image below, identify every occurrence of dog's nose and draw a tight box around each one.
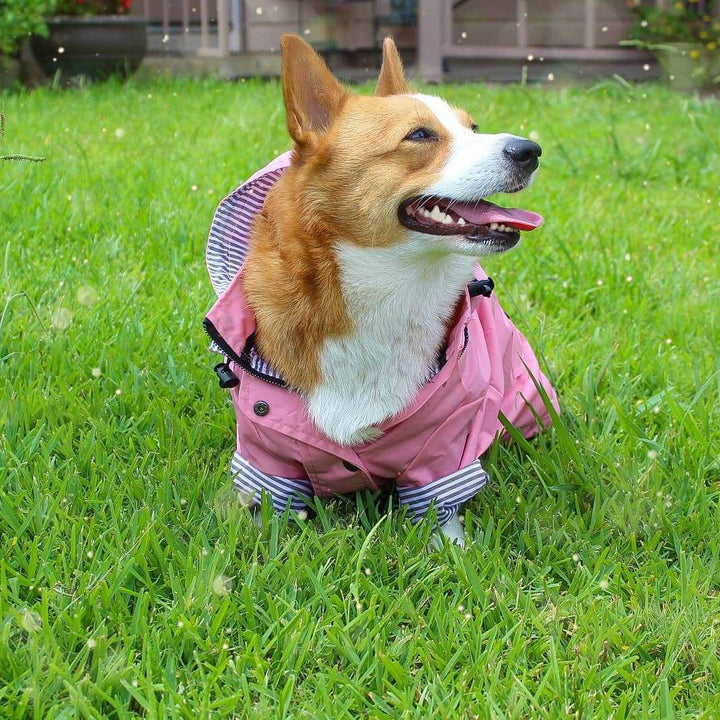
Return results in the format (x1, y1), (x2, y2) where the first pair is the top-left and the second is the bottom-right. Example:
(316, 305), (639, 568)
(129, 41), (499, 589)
(503, 139), (542, 171)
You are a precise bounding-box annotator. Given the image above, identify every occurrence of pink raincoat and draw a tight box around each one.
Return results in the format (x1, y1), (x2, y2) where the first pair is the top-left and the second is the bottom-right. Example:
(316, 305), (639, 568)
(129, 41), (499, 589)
(205, 152), (559, 524)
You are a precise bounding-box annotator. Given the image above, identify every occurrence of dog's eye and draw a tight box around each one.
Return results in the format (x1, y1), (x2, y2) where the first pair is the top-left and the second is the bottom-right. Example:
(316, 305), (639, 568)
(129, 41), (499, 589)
(404, 127), (437, 142)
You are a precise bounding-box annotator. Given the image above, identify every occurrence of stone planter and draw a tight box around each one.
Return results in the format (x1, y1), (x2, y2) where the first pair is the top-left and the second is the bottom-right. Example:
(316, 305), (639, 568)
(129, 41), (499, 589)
(0, 57), (21, 90)
(654, 42), (720, 91)
(30, 16), (147, 82)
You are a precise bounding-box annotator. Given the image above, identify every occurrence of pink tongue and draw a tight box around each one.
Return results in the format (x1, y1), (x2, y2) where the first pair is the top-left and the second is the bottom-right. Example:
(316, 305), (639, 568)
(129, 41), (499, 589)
(452, 199), (543, 231)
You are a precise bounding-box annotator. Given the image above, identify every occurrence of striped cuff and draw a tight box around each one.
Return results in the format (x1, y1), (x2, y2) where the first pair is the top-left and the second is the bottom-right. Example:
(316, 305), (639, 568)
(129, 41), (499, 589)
(397, 460), (489, 527)
(230, 453), (313, 514)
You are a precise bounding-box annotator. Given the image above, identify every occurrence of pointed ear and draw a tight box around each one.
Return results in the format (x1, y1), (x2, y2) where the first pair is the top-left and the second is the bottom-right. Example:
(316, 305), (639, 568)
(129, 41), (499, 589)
(281, 34), (348, 146)
(376, 37), (410, 97)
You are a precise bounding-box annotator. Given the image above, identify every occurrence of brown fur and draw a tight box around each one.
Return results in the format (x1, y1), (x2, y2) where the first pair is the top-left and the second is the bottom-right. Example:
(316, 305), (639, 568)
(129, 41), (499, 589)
(243, 35), (477, 392)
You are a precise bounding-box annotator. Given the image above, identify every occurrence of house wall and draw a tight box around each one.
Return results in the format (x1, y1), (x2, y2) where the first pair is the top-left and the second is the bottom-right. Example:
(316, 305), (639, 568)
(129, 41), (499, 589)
(133, 0), (636, 52)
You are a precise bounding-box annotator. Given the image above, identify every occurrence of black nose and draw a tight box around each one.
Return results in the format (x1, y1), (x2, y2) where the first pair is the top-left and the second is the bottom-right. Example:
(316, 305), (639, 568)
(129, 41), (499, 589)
(503, 139), (542, 171)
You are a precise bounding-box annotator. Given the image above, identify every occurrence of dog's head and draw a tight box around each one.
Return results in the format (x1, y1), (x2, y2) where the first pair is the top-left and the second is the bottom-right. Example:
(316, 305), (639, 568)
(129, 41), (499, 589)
(281, 35), (543, 257)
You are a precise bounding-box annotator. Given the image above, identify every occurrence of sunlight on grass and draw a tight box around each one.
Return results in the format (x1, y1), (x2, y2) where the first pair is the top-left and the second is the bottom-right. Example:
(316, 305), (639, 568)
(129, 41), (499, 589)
(0, 77), (719, 717)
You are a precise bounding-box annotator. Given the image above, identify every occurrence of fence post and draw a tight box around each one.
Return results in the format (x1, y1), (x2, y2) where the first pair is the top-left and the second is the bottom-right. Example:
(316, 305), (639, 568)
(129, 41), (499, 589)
(418, 0), (443, 82)
(516, 0), (528, 48)
(218, 0), (230, 56)
(584, 0), (596, 49)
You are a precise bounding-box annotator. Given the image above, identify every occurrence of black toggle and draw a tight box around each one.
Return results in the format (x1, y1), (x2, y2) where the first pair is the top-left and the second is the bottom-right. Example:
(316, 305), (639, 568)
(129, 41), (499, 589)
(468, 277), (495, 298)
(214, 362), (239, 389)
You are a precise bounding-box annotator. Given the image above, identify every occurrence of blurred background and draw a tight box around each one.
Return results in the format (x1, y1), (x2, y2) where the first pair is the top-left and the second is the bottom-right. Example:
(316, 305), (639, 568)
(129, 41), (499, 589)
(2, 1), (719, 90)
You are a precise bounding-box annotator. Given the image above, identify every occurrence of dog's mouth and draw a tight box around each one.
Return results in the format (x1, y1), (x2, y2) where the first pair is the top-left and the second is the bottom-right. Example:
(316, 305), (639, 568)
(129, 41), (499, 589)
(398, 196), (544, 250)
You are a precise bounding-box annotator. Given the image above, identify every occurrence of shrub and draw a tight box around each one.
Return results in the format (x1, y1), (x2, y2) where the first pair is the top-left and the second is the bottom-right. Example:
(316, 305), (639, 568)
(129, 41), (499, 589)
(626, 0), (719, 52)
(52, 0), (132, 15)
(0, 0), (54, 56)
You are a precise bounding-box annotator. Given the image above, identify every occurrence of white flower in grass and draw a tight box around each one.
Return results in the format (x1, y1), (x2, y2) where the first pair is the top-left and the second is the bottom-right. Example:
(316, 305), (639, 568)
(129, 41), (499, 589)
(86, 550), (94, 559)
(20, 609), (42, 633)
(599, 579), (610, 591)
(355, 601), (363, 611)
(114, 128), (125, 139)
(177, 620), (184, 628)
(51, 308), (73, 330)
(191, 185), (198, 192)
(77, 285), (99, 306)
(364, 567), (371, 576)
(212, 575), (232, 596)
(572, 553), (580, 563)
(115, 388), (122, 396)
(529, 130), (539, 141)
(87, 638), (97, 649)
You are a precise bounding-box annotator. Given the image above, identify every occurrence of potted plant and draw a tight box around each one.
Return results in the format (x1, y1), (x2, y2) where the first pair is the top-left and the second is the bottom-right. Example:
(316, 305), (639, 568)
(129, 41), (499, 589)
(623, 0), (720, 90)
(30, 0), (147, 82)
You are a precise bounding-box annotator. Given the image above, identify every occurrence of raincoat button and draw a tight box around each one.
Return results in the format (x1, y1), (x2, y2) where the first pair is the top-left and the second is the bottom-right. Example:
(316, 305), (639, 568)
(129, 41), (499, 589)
(343, 460), (358, 472)
(253, 401), (270, 417)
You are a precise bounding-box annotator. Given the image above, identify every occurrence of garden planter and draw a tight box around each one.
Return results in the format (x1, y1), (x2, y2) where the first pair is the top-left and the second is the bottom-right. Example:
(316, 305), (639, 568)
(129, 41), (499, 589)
(654, 42), (720, 91)
(0, 58), (21, 90)
(30, 16), (147, 82)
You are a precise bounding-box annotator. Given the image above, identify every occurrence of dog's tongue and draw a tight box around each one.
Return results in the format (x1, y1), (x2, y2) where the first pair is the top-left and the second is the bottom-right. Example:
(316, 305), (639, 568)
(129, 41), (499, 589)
(453, 199), (543, 231)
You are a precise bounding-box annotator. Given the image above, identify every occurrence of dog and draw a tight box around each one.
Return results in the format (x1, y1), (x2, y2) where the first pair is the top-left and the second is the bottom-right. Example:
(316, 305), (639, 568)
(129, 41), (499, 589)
(204, 35), (558, 546)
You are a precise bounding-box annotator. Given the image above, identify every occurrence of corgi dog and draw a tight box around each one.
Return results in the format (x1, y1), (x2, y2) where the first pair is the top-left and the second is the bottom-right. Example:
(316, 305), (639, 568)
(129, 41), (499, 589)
(204, 35), (556, 545)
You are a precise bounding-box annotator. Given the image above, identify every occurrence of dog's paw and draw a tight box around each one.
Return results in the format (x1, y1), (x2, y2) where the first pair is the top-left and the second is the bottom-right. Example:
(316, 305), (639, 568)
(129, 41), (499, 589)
(431, 515), (466, 549)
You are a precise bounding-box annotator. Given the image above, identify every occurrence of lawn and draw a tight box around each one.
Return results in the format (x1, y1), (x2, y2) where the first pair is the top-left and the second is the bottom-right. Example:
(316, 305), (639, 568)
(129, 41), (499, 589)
(0, 76), (719, 718)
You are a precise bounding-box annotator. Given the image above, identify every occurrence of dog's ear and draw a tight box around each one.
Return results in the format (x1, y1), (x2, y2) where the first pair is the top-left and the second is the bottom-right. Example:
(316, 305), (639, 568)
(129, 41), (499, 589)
(281, 34), (348, 146)
(376, 37), (409, 97)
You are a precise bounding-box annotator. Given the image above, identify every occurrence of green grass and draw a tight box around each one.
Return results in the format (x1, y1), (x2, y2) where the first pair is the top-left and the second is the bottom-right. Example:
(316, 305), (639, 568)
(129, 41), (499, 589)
(0, 76), (719, 718)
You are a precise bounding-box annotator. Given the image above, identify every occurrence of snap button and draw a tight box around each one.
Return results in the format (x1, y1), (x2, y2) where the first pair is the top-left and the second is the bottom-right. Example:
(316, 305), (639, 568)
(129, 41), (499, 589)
(342, 460), (358, 472)
(253, 401), (270, 417)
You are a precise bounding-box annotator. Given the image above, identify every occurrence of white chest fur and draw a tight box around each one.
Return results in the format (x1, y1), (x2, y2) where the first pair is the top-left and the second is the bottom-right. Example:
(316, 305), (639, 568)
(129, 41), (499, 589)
(306, 237), (478, 445)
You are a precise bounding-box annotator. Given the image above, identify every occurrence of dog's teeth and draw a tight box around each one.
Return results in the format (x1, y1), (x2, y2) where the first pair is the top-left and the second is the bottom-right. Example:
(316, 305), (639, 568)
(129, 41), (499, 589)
(431, 205), (443, 221)
(490, 223), (498, 230)
(458, 217), (466, 227)
(420, 208), (431, 218)
(442, 215), (453, 225)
